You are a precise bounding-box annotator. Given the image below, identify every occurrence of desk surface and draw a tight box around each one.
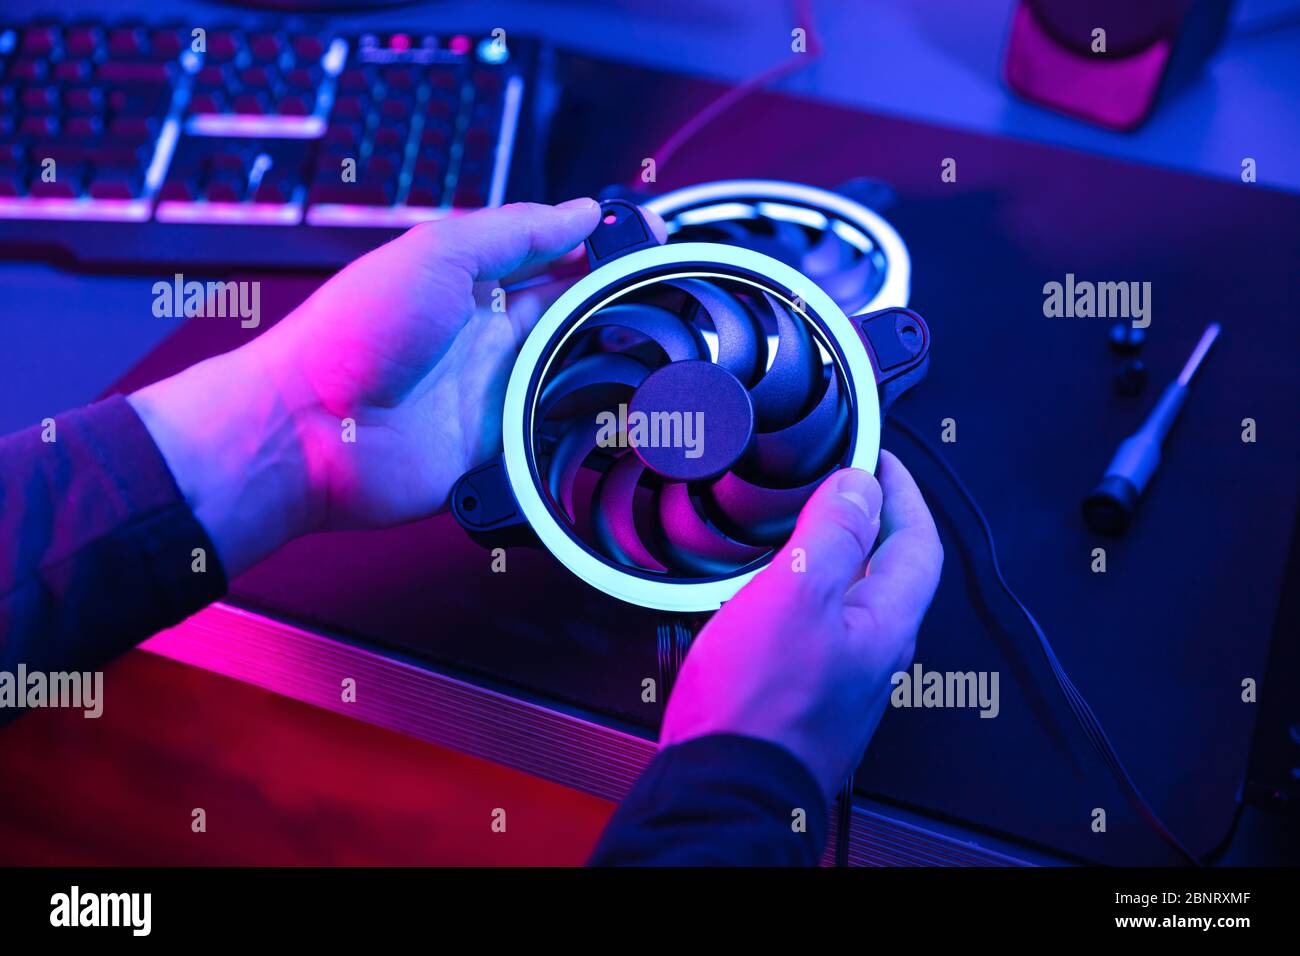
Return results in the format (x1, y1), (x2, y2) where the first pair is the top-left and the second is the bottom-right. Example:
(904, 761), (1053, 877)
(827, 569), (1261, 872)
(0, 651), (612, 865)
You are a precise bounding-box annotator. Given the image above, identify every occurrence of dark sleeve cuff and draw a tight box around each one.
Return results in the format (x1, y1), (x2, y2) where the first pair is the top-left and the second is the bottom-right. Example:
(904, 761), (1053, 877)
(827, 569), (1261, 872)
(0, 395), (228, 674)
(587, 734), (829, 867)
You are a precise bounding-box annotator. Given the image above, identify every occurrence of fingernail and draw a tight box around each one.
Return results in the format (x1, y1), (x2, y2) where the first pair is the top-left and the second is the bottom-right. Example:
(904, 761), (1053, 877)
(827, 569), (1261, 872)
(836, 468), (880, 521)
(557, 197), (598, 213)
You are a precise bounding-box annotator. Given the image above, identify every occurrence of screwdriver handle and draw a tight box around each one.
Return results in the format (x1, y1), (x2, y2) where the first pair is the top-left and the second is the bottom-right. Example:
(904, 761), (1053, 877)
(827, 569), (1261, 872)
(1103, 381), (1187, 490)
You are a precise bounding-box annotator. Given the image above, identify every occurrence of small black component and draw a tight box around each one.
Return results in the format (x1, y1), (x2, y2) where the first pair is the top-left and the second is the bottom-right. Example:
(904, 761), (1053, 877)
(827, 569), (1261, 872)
(1114, 358), (1148, 396)
(1108, 321), (1147, 353)
(1083, 475), (1139, 535)
(586, 199), (657, 268)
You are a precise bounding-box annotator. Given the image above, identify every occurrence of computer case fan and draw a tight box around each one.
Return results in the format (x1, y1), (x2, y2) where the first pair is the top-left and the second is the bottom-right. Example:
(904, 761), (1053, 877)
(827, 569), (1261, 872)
(645, 179), (910, 317)
(451, 192), (928, 612)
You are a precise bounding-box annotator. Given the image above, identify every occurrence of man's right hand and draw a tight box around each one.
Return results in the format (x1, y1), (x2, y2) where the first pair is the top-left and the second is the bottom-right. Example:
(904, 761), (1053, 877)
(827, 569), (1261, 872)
(659, 451), (943, 800)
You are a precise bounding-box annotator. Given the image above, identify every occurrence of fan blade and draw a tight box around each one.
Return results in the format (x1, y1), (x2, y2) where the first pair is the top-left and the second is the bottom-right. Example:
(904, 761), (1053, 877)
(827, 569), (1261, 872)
(657, 482), (769, 575)
(545, 417), (605, 520)
(722, 224), (804, 268)
(666, 278), (763, 385)
(584, 303), (707, 362)
(771, 219), (813, 260)
(591, 452), (669, 572)
(802, 228), (847, 278)
(537, 353), (650, 420)
(747, 292), (822, 430)
(690, 220), (754, 245)
(816, 252), (878, 311)
(744, 370), (847, 486)
(706, 468), (833, 544)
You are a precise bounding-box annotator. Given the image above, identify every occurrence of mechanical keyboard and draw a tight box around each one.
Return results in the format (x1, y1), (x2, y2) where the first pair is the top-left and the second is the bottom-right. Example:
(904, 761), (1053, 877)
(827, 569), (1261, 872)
(0, 17), (552, 268)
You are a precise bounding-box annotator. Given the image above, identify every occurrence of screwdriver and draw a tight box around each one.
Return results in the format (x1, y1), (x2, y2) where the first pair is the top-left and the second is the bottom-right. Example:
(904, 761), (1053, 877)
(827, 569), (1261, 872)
(1083, 322), (1221, 535)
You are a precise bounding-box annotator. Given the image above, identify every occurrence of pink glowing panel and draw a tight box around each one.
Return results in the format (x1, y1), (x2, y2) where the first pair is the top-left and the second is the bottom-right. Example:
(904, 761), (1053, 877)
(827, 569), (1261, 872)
(305, 204), (467, 228)
(0, 196), (151, 221)
(155, 201), (304, 225)
(186, 113), (326, 139)
(1004, 3), (1172, 131)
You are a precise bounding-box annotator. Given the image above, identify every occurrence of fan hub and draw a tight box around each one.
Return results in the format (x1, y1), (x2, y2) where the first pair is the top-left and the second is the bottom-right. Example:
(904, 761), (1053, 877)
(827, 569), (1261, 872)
(626, 359), (753, 481)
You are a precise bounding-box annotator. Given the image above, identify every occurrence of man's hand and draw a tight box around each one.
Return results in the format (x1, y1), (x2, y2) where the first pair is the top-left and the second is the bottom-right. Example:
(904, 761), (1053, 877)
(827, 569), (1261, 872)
(130, 199), (615, 576)
(659, 453), (944, 800)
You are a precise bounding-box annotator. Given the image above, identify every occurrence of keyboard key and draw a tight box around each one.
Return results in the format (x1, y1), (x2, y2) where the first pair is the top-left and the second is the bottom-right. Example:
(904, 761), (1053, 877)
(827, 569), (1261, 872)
(379, 98), (409, 120)
(21, 25), (58, 58)
(426, 97), (455, 122)
(189, 91), (227, 114)
(372, 125), (404, 150)
(208, 151), (247, 173)
(332, 95), (366, 120)
(9, 59), (48, 82)
(366, 154), (399, 179)
(239, 66), (274, 89)
(453, 183), (485, 208)
(249, 32), (282, 61)
(64, 115), (103, 138)
(89, 144), (150, 166)
(472, 69), (501, 94)
(196, 64), (230, 88)
(108, 26), (147, 58)
(428, 66), (458, 90)
(337, 68), (371, 92)
(151, 28), (185, 59)
(108, 115), (157, 139)
(206, 31), (241, 61)
(382, 66), (415, 90)
(205, 175), (244, 202)
(108, 85), (168, 115)
(30, 174), (82, 199)
(54, 60), (92, 82)
(158, 180), (195, 202)
(463, 126), (493, 158)
(65, 25), (103, 58)
(21, 86), (60, 111)
(65, 86), (104, 112)
(406, 181), (442, 206)
(277, 94), (312, 116)
(232, 92), (269, 115)
(323, 122), (360, 145)
(283, 67), (319, 90)
(292, 35), (324, 62)
(88, 169), (141, 199)
(254, 179), (290, 204)
(20, 115), (60, 137)
(99, 60), (174, 83)
(421, 125), (450, 150)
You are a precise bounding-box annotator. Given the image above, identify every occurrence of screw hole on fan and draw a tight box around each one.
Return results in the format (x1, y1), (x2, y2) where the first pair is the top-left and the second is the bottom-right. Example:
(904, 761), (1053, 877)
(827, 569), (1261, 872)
(462, 496), (478, 511)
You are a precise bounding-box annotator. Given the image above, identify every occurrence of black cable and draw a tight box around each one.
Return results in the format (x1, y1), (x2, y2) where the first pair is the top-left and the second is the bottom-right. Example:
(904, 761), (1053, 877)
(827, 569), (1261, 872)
(886, 414), (1202, 866)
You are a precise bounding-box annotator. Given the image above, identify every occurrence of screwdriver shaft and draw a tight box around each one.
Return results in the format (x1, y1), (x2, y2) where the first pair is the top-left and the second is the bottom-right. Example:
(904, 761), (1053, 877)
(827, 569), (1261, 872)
(1177, 322), (1221, 386)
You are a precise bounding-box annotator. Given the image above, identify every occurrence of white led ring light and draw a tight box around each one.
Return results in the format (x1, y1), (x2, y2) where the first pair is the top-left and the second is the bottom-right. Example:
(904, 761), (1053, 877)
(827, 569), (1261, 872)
(502, 242), (882, 612)
(645, 179), (912, 315)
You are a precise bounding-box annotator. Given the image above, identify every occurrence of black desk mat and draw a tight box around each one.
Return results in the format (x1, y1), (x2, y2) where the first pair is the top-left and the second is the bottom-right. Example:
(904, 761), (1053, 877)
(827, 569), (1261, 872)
(111, 57), (1300, 865)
